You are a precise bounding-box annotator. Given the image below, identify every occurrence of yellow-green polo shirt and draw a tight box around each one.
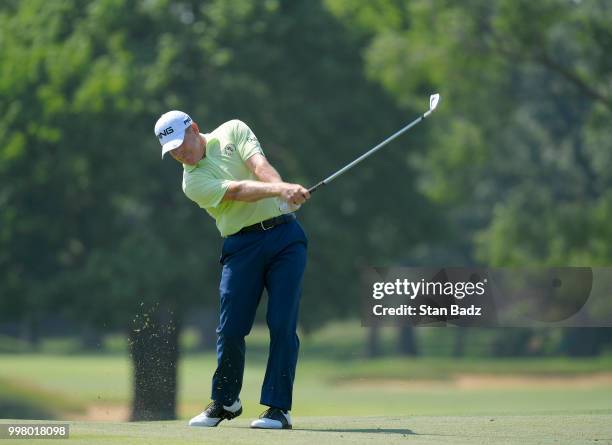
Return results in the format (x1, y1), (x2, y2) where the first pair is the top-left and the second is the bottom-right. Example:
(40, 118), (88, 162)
(182, 120), (281, 237)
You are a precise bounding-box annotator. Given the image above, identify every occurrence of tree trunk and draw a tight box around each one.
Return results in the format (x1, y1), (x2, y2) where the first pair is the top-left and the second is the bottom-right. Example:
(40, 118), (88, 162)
(128, 302), (180, 421)
(397, 325), (418, 356)
(453, 329), (465, 357)
(81, 325), (103, 351)
(21, 315), (40, 350)
(560, 328), (607, 357)
(366, 325), (382, 357)
(196, 307), (217, 351)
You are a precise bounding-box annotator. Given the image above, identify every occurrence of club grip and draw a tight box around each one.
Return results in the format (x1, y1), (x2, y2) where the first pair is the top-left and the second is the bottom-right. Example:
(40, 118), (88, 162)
(308, 181), (326, 194)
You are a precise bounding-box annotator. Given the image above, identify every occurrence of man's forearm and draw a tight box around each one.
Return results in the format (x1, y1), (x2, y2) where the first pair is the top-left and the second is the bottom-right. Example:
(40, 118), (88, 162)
(224, 180), (283, 202)
(254, 163), (282, 183)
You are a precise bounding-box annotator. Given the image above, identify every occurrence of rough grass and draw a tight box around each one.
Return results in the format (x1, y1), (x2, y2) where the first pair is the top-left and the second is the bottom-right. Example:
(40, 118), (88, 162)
(0, 377), (85, 419)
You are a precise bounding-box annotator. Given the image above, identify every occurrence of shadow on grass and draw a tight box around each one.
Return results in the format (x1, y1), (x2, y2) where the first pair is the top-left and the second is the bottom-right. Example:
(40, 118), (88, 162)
(295, 427), (414, 435)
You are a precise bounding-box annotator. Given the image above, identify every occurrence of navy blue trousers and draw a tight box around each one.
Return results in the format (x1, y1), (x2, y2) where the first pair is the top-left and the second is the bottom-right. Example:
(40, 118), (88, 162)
(211, 218), (307, 411)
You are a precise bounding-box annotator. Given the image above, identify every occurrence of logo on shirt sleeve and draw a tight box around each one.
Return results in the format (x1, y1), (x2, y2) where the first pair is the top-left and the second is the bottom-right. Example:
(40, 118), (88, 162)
(223, 143), (236, 156)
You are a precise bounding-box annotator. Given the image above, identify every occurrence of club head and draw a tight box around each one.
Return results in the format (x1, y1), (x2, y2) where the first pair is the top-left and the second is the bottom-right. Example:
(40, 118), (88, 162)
(429, 93), (440, 111)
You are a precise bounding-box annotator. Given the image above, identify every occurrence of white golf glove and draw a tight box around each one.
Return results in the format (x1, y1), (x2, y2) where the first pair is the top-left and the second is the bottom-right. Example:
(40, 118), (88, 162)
(277, 198), (301, 214)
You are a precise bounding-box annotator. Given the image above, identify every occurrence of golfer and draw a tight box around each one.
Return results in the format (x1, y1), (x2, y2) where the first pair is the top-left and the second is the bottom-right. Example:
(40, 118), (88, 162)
(154, 111), (308, 430)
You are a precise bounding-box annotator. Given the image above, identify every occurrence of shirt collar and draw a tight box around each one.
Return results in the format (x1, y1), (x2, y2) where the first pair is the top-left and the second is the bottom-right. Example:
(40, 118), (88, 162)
(183, 162), (197, 173)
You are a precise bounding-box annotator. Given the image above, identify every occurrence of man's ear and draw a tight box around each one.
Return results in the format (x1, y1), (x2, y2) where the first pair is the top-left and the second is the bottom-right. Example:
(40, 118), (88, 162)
(191, 122), (200, 133)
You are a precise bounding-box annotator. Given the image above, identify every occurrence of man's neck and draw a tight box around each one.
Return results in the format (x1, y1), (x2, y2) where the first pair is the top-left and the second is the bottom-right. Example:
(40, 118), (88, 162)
(200, 133), (207, 160)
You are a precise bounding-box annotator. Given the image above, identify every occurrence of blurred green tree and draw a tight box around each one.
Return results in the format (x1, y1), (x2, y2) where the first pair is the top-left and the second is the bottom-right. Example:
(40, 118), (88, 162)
(326, 0), (612, 355)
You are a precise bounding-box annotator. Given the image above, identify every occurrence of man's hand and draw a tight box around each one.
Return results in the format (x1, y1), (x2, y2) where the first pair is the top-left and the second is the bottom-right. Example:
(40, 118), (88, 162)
(278, 199), (301, 214)
(279, 183), (310, 205)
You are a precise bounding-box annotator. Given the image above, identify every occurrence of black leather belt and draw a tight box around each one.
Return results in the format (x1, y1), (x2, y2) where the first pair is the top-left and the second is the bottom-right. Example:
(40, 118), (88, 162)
(236, 213), (296, 235)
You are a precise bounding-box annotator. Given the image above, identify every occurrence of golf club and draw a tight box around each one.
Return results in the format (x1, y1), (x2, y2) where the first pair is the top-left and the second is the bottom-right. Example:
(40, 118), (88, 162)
(308, 93), (441, 194)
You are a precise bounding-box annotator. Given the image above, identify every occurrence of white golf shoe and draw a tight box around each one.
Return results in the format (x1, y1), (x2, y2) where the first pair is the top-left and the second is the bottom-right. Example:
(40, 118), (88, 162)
(188, 399), (242, 427)
(250, 407), (292, 429)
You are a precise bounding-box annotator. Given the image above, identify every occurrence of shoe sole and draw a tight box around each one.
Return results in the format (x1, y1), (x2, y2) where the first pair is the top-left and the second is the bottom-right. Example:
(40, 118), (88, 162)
(250, 424), (292, 430)
(220, 406), (243, 425)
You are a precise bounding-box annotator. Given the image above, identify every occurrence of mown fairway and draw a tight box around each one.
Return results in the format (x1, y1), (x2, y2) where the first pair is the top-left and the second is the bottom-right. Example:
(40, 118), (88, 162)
(3, 413), (612, 445)
(1, 325), (611, 443)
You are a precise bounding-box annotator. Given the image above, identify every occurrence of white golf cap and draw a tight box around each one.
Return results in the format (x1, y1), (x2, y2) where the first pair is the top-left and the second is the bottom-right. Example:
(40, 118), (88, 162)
(154, 110), (193, 158)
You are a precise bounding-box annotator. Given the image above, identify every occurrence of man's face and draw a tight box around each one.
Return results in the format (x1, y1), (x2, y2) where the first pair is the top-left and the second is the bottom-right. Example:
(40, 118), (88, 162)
(169, 124), (205, 165)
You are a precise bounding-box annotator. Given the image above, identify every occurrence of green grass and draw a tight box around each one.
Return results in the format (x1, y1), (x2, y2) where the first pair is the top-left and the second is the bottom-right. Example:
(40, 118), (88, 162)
(1, 323), (612, 444)
(1, 352), (611, 418)
(0, 377), (85, 419)
(0, 355), (131, 404)
(2, 414), (612, 445)
(327, 355), (612, 380)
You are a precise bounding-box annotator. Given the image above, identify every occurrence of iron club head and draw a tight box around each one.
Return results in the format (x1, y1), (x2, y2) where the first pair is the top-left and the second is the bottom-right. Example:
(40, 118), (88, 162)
(429, 93), (440, 111)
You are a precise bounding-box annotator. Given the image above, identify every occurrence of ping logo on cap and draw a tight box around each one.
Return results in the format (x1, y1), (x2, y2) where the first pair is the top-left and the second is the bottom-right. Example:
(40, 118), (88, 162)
(157, 127), (174, 139)
(155, 110), (194, 158)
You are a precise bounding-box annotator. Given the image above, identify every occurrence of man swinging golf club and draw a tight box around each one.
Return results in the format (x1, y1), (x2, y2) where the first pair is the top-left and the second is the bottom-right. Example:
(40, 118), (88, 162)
(155, 111), (309, 429)
(153, 94), (440, 429)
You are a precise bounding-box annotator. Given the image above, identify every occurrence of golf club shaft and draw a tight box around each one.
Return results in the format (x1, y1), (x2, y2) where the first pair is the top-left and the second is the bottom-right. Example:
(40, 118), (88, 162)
(308, 111), (431, 194)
